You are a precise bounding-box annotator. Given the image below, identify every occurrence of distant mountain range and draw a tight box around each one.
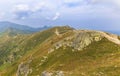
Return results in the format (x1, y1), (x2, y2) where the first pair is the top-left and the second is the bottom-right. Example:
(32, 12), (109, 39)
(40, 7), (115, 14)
(0, 21), (51, 35)
(0, 21), (120, 35)
(105, 30), (120, 35)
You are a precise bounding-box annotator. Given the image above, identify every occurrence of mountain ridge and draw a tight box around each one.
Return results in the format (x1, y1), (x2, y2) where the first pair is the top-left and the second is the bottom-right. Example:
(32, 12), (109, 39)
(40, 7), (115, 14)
(0, 26), (120, 76)
(0, 21), (52, 35)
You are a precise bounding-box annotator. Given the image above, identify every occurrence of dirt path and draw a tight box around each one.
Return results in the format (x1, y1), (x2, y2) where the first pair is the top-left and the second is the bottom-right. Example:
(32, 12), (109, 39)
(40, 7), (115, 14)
(99, 31), (120, 45)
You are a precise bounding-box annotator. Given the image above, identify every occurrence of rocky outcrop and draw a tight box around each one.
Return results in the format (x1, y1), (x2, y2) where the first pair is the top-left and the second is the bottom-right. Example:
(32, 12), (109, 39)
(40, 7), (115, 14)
(41, 71), (52, 76)
(16, 56), (33, 76)
(49, 30), (120, 53)
(41, 71), (64, 76)
(49, 30), (103, 52)
(16, 62), (29, 76)
(72, 30), (103, 50)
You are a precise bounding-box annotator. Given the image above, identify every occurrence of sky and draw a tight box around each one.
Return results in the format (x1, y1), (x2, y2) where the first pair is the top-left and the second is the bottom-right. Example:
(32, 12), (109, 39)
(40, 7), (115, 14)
(0, 0), (120, 31)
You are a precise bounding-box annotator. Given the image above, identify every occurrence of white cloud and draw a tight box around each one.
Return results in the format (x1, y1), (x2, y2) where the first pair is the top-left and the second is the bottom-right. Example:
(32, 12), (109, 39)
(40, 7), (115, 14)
(11, 0), (120, 20)
(52, 12), (60, 20)
(64, 0), (82, 3)
(13, 4), (30, 12)
(88, 0), (120, 6)
(46, 12), (60, 21)
(12, 4), (32, 19)
(31, 2), (45, 12)
(0, 0), (120, 30)
(0, 12), (5, 19)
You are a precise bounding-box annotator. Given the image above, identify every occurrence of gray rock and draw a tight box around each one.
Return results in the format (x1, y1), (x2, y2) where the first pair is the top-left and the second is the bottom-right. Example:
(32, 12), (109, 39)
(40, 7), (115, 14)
(56, 71), (64, 76)
(16, 62), (29, 76)
(41, 71), (52, 76)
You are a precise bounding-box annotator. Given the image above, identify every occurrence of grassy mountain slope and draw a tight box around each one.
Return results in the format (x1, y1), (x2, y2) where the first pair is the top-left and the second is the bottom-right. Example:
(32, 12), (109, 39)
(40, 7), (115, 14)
(0, 26), (120, 76)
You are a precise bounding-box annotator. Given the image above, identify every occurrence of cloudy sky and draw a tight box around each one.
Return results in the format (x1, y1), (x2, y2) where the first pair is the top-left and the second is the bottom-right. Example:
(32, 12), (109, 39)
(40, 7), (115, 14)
(0, 0), (120, 31)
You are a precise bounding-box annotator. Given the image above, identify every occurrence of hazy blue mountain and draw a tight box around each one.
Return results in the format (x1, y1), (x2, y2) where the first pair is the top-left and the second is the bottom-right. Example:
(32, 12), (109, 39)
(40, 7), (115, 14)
(103, 30), (120, 35)
(0, 21), (51, 35)
(109, 31), (120, 35)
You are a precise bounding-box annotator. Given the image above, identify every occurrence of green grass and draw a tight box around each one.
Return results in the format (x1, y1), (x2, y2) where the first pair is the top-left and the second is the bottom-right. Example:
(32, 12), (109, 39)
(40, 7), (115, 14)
(28, 38), (120, 75)
(1, 27), (120, 76)
(3, 38), (120, 76)
(0, 26), (73, 76)
(88, 66), (120, 76)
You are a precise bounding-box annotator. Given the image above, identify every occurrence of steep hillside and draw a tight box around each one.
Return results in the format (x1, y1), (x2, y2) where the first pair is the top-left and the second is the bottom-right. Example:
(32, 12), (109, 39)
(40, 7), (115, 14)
(0, 26), (73, 75)
(0, 26), (120, 76)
